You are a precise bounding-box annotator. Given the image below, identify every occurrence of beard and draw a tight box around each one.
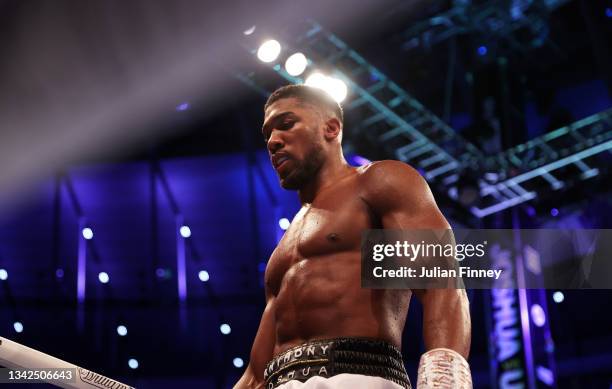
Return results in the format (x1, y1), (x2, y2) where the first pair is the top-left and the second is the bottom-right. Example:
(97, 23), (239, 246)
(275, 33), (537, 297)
(279, 143), (325, 190)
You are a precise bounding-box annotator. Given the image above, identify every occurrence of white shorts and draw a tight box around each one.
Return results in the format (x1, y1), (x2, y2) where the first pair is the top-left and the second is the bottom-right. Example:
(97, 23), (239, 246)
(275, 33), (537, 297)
(276, 373), (406, 389)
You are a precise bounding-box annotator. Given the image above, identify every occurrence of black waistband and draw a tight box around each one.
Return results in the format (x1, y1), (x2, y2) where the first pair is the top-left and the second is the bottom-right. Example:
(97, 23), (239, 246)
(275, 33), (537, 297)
(263, 338), (411, 389)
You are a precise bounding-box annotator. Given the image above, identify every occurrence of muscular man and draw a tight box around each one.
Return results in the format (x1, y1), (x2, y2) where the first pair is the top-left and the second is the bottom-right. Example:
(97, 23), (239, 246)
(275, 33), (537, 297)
(234, 85), (472, 389)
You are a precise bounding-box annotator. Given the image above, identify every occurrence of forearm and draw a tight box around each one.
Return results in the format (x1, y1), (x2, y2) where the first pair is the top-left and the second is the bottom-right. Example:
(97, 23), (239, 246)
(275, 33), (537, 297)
(420, 289), (471, 358)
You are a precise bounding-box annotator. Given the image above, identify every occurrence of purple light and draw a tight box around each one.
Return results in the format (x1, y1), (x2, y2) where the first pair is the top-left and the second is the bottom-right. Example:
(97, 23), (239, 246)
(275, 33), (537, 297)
(478, 46), (488, 56)
(351, 155), (371, 166)
(530, 304), (546, 327)
(550, 208), (559, 217)
(176, 102), (190, 111)
(536, 366), (554, 386)
(606, 8), (612, 18)
(55, 268), (64, 278)
(156, 268), (166, 278)
(526, 206), (536, 217)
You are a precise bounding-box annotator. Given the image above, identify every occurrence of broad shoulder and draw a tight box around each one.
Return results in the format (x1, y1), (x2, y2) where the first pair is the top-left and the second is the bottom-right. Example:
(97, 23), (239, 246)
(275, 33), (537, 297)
(357, 160), (425, 191)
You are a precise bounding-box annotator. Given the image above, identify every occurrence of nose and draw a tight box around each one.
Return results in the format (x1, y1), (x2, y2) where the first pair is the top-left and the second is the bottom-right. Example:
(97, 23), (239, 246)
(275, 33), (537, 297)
(267, 131), (284, 153)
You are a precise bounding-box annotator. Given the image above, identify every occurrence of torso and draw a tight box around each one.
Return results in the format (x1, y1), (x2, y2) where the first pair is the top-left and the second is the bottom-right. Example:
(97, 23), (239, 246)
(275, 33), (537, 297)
(264, 167), (412, 357)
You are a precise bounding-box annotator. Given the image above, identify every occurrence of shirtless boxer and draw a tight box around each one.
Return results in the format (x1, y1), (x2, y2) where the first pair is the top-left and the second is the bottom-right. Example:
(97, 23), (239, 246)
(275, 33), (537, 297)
(234, 85), (472, 389)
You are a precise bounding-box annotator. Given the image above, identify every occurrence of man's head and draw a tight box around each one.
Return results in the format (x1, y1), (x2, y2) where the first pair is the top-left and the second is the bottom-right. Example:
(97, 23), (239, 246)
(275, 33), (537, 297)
(262, 85), (344, 190)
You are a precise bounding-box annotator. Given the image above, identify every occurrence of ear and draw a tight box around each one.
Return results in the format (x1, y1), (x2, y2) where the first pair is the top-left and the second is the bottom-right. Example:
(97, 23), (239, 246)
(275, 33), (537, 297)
(323, 117), (342, 142)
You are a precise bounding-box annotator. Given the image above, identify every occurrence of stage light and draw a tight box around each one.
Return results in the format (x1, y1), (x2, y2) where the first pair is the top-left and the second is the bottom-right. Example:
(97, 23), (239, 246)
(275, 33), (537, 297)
(220, 323), (231, 335)
(128, 359), (139, 369)
(553, 291), (564, 303)
(0, 269), (7, 281)
(179, 225), (192, 238)
(606, 8), (612, 18)
(530, 304), (546, 327)
(55, 268), (64, 279)
(550, 208), (559, 217)
(117, 325), (128, 337)
(82, 228), (93, 240)
(285, 53), (308, 76)
(243, 25), (256, 35)
(176, 102), (190, 111)
(98, 272), (110, 284)
(258, 262), (267, 272)
(478, 46), (487, 56)
(156, 268), (166, 278)
(13, 322), (23, 333)
(198, 270), (209, 282)
(305, 73), (348, 103)
(278, 218), (290, 230)
(233, 357), (244, 368)
(257, 40), (281, 63)
(351, 155), (371, 166)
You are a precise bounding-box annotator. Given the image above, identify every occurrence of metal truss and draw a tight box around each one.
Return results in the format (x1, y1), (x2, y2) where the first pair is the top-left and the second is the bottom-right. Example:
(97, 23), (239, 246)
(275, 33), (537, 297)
(238, 19), (610, 218)
(400, 0), (571, 53)
(472, 108), (612, 217)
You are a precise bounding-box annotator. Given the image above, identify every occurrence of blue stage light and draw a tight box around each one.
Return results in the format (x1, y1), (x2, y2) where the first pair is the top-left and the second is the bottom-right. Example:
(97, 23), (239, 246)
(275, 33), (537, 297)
(233, 357), (244, 368)
(553, 291), (564, 303)
(176, 102), (190, 111)
(198, 270), (209, 282)
(180, 225), (192, 238)
(128, 359), (139, 369)
(550, 208), (559, 217)
(117, 325), (128, 336)
(220, 323), (231, 335)
(0, 269), (7, 281)
(478, 46), (487, 56)
(82, 228), (94, 240)
(13, 322), (23, 333)
(530, 304), (546, 327)
(278, 218), (290, 230)
(98, 272), (110, 284)
(55, 268), (64, 278)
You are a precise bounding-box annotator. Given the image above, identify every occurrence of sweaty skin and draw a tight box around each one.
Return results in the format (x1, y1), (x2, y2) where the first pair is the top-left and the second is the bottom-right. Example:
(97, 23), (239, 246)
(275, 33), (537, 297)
(234, 97), (471, 389)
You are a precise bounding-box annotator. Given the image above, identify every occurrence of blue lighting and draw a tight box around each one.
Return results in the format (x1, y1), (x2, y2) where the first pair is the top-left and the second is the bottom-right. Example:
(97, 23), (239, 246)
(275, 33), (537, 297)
(258, 262), (267, 272)
(220, 323), (231, 335)
(179, 225), (192, 238)
(550, 208), (559, 217)
(530, 304), (546, 327)
(117, 325), (128, 336)
(98, 272), (110, 284)
(13, 322), (23, 333)
(606, 8), (612, 18)
(128, 359), (139, 369)
(233, 357), (244, 368)
(278, 218), (290, 230)
(198, 270), (209, 282)
(55, 268), (64, 279)
(553, 291), (564, 303)
(82, 228), (93, 240)
(0, 269), (7, 281)
(176, 102), (190, 111)
(478, 46), (488, 56)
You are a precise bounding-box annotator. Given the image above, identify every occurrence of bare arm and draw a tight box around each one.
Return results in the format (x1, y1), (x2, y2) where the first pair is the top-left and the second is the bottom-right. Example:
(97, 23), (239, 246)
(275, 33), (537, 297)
(234, 294), (276, 389)
(361, 160), (471, 358)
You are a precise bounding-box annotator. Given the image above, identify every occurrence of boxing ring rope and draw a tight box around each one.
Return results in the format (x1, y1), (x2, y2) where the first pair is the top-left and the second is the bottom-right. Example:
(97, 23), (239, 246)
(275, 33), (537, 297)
(0, 337), (134, 389)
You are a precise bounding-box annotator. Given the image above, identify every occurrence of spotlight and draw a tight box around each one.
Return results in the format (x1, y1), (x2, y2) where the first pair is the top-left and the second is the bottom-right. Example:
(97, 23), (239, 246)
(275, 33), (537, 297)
(305, 73), (348, 103)
(257, 40), (281, 63)
(552, 291), (564, 303)
(243, 25), (256, 35)
(198, 270), (209, 282)
(128, 359), (139, 369)
(82, 228), (93, 240)
(176, 102), (190, 111)
(278, 218), (290, 230)
(117, 325), (128, 337)
(285, 52), (308, 76)
(180, 225), (192, 238)
(478, 46), (488, 56)
(0, 269), (7, 281)
(233, 357), (244, 368)
(550, 208), (559, 217)
(98, 272), (110, 284)
(55, 268), (64, 278)
(220, 323), (231, 335)
(606, 8), (612, 18)
(530, 304), (546, 327)
(13, 322), (23, 333)
(155, 268), (166, 278)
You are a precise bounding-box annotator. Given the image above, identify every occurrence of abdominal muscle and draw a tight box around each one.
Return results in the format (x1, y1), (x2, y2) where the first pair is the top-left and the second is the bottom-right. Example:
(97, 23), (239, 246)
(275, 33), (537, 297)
(270, 251), (410, 356)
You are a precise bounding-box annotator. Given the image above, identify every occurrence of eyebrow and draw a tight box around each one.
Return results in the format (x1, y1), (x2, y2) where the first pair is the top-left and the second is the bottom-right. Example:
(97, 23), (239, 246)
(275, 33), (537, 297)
(262, 111), (296, 139)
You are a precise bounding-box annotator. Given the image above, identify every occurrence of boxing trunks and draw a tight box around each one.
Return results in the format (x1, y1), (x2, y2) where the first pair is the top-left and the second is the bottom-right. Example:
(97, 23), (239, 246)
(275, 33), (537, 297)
(263, 338), (411, 389)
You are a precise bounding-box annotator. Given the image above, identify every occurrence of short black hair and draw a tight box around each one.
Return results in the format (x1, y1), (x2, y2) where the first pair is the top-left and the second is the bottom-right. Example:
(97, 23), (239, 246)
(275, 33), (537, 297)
(264, 84), (344, 124)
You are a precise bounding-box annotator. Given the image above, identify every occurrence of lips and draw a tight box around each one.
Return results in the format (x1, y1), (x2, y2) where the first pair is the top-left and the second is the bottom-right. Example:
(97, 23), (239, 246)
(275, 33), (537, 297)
(272, 153), (291, 170)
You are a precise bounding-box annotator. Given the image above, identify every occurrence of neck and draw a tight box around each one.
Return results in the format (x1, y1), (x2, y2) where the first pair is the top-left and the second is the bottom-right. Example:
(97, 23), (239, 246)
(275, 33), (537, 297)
(298, 152), (350, 204)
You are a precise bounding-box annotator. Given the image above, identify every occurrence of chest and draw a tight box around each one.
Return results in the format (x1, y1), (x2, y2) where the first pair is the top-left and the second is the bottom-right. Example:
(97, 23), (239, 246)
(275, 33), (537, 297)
(265, 187), (374, 295)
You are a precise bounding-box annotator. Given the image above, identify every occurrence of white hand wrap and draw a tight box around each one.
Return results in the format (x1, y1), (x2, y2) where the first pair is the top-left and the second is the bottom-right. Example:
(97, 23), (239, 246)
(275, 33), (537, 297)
(416, 348), (472, 389)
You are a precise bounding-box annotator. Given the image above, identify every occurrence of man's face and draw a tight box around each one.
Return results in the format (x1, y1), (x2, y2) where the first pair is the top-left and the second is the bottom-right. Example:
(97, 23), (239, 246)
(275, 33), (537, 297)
(262, 97), (326, 190)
